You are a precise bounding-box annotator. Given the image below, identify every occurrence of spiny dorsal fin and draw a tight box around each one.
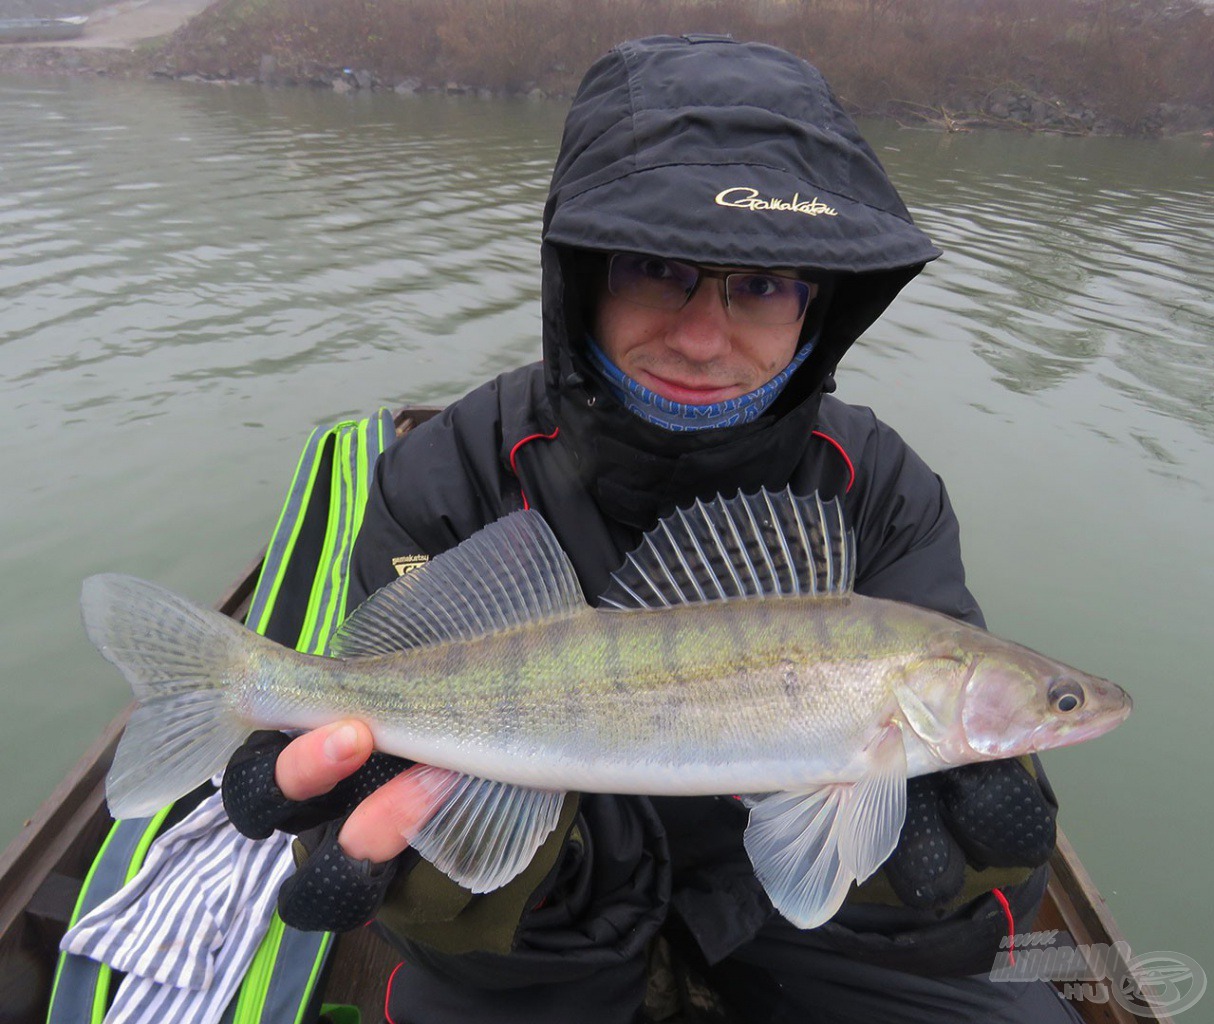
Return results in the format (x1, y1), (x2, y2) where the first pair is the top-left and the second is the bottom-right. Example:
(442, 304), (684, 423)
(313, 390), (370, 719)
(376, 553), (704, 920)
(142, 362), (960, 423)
(330, 510), (585, 657)
(599, 487), (855, 610)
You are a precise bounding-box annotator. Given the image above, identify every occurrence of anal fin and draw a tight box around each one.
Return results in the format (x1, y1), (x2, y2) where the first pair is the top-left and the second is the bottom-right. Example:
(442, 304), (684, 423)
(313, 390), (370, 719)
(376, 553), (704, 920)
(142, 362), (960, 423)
(743, 723), (908, 929)
(401, 765), (565, 894)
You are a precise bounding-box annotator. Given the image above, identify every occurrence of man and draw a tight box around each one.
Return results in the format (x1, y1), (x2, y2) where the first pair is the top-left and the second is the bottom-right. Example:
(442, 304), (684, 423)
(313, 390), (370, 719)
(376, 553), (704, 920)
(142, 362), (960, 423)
(224, 36), (1071, 1023)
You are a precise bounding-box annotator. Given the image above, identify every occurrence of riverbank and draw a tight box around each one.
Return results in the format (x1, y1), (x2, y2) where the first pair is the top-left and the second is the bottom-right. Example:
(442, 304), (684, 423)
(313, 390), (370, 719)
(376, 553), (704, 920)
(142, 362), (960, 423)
(2, 0), (1211, 136)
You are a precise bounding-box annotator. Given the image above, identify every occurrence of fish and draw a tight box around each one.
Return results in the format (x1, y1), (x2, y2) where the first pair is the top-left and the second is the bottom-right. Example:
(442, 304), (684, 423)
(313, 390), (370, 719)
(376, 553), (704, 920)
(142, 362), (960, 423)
(80, 488), (1131, 930)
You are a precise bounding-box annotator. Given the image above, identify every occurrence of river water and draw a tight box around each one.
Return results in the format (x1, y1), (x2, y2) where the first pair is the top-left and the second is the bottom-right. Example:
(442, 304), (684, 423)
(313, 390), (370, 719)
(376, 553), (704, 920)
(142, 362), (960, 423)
(2, 76), (1211, 987)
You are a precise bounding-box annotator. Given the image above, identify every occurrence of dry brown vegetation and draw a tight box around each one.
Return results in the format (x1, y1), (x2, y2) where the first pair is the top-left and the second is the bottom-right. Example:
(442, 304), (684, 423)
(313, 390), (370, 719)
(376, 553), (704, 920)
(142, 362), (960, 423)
(148, 0), (1214, 134)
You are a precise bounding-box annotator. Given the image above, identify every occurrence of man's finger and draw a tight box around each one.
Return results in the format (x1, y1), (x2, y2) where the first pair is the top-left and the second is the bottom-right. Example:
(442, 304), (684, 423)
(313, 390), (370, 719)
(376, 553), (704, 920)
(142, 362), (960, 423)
(338, 765), (442, 863)
(275, 719), (375, 802)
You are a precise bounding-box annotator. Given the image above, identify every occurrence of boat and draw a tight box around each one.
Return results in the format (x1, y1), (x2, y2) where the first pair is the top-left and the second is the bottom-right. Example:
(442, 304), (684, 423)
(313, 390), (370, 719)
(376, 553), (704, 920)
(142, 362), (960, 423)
(0, 16), (87, 43)
(0, 406), (1171, 1023)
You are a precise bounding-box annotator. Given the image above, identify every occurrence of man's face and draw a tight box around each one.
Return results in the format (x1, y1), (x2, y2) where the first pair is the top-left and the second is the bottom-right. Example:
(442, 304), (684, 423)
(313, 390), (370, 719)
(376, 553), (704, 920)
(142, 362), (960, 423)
(594, 257), (812, 406)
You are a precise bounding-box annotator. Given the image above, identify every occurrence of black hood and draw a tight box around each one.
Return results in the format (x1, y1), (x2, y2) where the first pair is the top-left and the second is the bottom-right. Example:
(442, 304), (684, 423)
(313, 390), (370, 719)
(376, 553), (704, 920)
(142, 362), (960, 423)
(540, 35), (941, 527)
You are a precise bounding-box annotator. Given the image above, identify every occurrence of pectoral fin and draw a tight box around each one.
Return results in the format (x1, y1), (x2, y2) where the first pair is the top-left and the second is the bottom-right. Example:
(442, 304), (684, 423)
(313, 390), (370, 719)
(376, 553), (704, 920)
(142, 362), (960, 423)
(743, 724), (908, 929)
(400, 765), (565, 894)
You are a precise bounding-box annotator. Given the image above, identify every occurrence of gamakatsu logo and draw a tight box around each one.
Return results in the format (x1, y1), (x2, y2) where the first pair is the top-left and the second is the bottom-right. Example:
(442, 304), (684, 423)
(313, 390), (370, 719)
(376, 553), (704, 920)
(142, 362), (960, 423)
(714, 187), (838, 217)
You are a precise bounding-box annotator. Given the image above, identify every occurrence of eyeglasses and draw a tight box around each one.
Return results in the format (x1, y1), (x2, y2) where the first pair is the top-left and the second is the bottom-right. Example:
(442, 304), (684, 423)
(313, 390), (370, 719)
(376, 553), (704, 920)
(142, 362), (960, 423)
(607, 252), (814, 326)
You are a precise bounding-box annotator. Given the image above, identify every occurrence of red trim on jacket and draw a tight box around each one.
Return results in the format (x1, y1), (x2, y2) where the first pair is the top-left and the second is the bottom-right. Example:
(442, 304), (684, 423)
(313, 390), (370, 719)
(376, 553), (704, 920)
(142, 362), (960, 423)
(991, 887), (1016, 966)
(508, 427), (561, 509)
(511, 426), (850, 506)
(812, 429), (856, 493)
(384, 961), (406, 1024)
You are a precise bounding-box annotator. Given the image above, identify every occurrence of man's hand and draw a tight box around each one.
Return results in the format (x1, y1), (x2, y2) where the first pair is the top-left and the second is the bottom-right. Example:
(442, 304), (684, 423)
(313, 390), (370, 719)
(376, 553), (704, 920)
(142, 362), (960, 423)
(275, 720), (440, 862)
(880, 755), (1058, 910)
(222, 720), (436, 930)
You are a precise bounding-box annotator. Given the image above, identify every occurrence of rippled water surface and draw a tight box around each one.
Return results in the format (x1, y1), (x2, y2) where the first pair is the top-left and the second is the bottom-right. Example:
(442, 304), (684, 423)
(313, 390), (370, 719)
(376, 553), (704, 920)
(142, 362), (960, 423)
(2, 76), (1211, 980)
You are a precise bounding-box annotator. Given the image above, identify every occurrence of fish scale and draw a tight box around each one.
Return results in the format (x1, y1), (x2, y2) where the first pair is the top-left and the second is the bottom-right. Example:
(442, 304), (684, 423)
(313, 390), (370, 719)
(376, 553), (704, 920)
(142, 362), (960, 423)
(239, 597), (967, 794)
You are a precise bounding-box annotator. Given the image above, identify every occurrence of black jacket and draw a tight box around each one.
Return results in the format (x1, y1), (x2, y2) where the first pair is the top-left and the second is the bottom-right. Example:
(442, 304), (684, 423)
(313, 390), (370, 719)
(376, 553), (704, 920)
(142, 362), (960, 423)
(347, 367), (1045, 1003)
(346, 35), (1043, 1022)
(349, 369), (982, 630)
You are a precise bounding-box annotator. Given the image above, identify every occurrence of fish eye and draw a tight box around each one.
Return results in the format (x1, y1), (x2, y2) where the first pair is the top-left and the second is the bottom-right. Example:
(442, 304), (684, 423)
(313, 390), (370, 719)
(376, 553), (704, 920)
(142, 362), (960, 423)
(1048, 679), (1086, 714)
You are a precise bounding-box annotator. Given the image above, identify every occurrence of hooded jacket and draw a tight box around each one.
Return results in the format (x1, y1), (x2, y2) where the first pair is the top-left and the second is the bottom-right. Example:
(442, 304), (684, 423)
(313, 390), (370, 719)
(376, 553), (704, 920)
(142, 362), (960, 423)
(539, 34), (941, 528)
(347, 36), (1047, 1022)
(352, 35), (968, 598)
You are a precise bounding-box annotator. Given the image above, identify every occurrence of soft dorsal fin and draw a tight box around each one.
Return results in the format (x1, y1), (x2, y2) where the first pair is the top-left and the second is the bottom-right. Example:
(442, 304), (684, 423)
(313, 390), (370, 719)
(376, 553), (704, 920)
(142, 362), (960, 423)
(599, 487), (855, 610)
(330, 510), (585, 657)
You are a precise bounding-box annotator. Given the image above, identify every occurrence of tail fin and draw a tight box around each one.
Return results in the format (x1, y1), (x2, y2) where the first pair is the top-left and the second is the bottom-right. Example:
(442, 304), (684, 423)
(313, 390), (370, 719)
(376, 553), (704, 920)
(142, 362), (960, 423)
(81, 574), (259, 819)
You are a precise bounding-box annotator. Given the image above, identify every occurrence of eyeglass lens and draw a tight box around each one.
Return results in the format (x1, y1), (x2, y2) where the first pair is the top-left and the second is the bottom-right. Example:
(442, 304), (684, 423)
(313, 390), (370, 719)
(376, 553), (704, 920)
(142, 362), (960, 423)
(608, 253), (811, 325)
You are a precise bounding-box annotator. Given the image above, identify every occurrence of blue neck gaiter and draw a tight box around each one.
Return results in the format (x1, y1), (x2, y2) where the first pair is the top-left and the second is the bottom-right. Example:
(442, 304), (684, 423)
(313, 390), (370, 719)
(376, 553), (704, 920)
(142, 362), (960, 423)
(584, 335), (816, 433)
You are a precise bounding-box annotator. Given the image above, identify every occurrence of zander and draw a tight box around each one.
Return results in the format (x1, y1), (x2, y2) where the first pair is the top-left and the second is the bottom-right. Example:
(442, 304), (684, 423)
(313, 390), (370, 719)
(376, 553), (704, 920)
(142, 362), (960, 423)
(80, 489), (1131, 930)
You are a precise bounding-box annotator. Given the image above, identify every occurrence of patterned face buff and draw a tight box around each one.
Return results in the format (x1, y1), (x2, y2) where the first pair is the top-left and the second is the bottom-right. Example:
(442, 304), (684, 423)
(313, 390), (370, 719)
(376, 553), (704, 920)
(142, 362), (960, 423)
(584, 335), (816, 432)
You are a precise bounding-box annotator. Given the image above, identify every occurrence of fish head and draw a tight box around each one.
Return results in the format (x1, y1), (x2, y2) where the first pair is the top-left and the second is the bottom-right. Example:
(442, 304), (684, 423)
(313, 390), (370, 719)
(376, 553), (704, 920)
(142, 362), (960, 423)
(959, 642), (1132, 759)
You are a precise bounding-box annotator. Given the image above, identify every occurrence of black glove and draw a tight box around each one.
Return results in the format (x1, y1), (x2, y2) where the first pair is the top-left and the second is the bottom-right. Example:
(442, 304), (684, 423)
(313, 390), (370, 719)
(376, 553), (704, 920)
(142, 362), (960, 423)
(276, 819), (419, 932)
(222, 730), (413, 931)
(880, 755), (1058, 910)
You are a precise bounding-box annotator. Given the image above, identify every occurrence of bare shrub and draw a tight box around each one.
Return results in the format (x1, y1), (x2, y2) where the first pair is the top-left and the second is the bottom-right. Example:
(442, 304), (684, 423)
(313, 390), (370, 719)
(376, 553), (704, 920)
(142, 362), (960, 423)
(159, 0), (1213, 133)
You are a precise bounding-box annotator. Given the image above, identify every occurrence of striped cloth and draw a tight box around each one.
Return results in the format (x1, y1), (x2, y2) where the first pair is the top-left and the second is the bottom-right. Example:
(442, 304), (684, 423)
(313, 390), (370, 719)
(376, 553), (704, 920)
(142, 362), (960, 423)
(61, 793), (295, 1024)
